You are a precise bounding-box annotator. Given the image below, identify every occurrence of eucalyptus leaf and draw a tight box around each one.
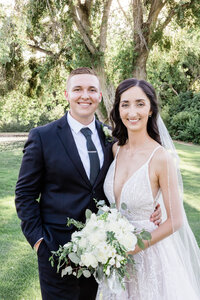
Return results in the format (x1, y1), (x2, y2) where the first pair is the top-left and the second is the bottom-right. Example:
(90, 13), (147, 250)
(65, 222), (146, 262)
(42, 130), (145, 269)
(137, 238), (145, 250)
(83, 269), (91, 278)
(110, 203), (116, 209)
(66, 266), (73, 274)
(140, 231), (152, 240)
(77, 269), (83, 278)
(68, 252), (80, 264)
(61, 266), (72, 277)
(121, 202), (127, 210)
(85, 209), (92, 219)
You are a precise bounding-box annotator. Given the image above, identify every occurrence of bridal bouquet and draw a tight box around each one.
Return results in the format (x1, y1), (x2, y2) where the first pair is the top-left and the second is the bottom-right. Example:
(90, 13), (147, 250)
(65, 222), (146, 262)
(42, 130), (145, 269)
(50, 200), (151, 291)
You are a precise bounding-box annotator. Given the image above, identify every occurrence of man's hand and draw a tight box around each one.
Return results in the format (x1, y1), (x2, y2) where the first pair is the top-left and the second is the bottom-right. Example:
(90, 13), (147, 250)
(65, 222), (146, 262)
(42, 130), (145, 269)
(150, 204), (162, 226)
(34, 239), (43, 252)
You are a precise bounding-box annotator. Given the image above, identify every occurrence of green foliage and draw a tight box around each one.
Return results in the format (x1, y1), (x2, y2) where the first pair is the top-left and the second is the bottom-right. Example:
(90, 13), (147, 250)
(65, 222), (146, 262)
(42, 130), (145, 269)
(162, 92), (200, 144)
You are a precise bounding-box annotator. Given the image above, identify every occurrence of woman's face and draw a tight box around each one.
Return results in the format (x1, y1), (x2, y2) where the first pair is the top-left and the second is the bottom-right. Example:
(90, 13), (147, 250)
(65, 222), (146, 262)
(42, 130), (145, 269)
(119, 86), (152, 132)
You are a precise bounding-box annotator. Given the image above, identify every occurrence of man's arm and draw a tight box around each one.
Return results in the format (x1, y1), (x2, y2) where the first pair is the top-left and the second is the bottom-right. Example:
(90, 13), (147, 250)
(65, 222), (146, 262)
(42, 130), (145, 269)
(15, 128), (44, 248)
(150, 204), (162, 226)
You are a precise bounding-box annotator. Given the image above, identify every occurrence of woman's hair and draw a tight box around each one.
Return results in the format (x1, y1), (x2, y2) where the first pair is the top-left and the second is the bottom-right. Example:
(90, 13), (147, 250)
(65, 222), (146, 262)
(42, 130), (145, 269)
(110, 78), (161, 145)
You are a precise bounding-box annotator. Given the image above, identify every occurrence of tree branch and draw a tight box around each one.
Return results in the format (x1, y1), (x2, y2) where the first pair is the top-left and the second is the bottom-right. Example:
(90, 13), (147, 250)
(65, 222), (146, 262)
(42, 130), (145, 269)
(147, 0), (165, 31)
(69, 2), (97, 54)
(99, 0), (112, 52)
(27, 44), (55, 56)
(117, 0), (129, 22)
(154, 2), (193, 43)
(133, 0), (148, 51)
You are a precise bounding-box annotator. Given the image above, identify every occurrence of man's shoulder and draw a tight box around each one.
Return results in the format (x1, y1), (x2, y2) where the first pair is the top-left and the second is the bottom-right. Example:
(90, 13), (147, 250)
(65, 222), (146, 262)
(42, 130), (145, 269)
(30, 114), (67, 135)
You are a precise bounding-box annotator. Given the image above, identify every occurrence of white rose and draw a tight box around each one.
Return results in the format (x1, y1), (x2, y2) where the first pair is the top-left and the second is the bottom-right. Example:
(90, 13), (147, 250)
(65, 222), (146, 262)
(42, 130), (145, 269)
(78, 237), (88, 249)
(81, 253), (98, 268)
(95, 243), (116, 264)
(119, 232), (137, 251)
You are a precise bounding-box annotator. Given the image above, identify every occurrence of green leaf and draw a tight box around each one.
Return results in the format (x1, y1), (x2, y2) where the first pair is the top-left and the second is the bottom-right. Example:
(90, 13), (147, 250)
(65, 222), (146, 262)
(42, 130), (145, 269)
(61, 266), (72, 277)
(110, 203), (116, 209)
(85, 209), (92, 219)
(68, 252), (80, 264)
(140, 231), (152, 240)
(137, 238), (145, 250)
(121, 202), (127, 210)
(77, 269), (83, 278)
(83, 270), (91, 278)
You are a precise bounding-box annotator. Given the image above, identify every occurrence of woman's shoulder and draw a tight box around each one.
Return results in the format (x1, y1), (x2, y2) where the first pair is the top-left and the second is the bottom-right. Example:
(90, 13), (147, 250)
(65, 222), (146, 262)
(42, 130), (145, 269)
(153, 145), (176, 173)
(112, 142), (119, 157)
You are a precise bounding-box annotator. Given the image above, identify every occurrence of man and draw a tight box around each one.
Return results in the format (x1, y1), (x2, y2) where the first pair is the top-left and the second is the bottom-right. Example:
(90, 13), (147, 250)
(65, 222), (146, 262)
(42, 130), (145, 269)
(15, 67), (161, 300)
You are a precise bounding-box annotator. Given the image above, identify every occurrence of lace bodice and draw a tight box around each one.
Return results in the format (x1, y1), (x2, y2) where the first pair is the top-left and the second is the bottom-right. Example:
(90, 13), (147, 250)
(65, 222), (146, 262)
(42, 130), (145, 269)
(103, 146), (161, 222)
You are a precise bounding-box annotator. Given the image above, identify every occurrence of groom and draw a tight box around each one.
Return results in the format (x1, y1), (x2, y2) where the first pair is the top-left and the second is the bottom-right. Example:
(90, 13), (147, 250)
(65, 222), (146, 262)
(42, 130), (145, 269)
(15, 67), (161, 300)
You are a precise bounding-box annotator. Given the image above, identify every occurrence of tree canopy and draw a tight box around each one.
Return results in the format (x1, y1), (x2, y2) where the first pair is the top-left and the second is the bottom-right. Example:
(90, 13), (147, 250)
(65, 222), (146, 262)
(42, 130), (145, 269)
(0, 0), (200, 143)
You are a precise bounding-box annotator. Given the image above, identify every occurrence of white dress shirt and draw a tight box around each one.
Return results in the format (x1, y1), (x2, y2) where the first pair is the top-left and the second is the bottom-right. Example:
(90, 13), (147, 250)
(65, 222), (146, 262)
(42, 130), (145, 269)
(67, 112), (104, 179)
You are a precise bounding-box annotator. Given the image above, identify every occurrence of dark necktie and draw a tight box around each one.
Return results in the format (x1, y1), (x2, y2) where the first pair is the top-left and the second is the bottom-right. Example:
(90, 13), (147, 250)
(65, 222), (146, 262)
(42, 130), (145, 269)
(80, 127), (100, 185)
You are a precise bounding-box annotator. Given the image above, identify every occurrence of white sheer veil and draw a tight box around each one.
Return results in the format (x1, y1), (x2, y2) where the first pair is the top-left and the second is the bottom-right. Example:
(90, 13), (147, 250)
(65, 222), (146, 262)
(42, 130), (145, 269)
(157, 114), (200, 295)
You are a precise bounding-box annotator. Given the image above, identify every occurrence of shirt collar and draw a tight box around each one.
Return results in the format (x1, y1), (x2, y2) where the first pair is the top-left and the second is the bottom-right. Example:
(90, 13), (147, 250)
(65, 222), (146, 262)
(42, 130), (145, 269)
(67, 111), (96, 134)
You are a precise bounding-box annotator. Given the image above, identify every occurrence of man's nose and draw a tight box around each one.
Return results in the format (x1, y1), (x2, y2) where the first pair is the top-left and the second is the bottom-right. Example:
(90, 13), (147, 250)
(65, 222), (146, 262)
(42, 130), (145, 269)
(81, 90), (89, 99)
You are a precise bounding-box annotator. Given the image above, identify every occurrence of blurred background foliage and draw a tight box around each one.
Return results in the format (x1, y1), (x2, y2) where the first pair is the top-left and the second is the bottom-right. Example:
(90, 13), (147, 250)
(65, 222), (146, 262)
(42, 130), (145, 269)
(0, 0), (200, 144)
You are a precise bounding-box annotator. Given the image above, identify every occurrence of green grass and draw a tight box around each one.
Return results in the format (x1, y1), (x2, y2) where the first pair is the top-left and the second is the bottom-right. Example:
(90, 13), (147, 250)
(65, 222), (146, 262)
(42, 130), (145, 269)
(0, 140), (199, 300)
(0, 141), (41, 300)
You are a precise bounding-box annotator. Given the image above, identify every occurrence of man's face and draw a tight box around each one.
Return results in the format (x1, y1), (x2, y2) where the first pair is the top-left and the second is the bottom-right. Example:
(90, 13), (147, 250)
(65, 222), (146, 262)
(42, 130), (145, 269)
(65, 74), (102, 125)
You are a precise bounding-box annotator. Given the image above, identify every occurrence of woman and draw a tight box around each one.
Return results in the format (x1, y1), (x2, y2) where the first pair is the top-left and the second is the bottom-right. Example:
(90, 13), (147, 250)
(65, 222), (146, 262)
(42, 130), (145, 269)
(96, 78), (200, 299)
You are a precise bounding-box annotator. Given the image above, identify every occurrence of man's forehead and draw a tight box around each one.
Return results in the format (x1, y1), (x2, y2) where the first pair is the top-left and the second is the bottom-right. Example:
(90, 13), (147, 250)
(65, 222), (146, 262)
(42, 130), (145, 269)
(67, 74), (100, 89)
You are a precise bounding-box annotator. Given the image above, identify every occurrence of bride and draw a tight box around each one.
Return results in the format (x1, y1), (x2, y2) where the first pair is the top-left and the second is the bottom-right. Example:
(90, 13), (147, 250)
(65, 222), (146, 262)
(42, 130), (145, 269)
(96, 78), (200, 299)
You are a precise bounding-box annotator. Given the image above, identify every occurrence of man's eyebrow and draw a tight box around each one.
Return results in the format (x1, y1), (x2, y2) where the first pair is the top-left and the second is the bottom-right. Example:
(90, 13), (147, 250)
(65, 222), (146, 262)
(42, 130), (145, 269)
(72, 85), (98, 89)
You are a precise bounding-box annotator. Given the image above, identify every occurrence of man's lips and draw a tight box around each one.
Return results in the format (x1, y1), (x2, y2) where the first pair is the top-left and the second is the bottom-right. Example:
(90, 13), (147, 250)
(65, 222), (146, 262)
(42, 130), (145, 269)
(78, 102), (92, 107)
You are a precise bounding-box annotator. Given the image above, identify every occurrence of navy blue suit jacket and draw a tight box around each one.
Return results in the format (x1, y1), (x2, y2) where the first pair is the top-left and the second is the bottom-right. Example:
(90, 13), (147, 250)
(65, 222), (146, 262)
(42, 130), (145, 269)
(15, 113), (113, 251)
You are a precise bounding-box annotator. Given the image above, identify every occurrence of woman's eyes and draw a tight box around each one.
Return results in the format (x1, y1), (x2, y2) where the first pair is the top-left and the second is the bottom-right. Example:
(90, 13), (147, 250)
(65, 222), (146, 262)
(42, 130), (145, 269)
(121, 102), (145, 107)
(137, 102), (145, 106)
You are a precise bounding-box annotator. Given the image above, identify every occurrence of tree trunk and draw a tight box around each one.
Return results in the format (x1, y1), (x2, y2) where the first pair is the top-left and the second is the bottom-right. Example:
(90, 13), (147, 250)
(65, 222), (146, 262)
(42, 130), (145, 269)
(132, 48), (148, 79)
(95, 64), (115, 124)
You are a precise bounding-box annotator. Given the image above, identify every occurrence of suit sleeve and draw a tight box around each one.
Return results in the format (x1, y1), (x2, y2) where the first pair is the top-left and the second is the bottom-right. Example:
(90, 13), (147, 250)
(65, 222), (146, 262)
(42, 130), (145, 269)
(15, 128), (44, 248)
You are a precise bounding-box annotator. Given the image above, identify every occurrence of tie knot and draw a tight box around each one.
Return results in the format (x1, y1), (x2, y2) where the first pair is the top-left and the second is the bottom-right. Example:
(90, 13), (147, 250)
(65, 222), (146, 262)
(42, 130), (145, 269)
(80, 127), (92, 138)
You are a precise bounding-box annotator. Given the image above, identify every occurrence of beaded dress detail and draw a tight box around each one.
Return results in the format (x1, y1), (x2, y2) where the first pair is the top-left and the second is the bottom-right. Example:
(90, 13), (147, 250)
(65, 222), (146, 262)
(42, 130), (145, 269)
(96, 146), (199, 300)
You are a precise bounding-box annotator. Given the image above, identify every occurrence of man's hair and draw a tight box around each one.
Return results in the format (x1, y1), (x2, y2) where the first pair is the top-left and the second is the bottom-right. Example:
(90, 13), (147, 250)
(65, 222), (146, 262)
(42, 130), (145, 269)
(66, 67), (99, 89)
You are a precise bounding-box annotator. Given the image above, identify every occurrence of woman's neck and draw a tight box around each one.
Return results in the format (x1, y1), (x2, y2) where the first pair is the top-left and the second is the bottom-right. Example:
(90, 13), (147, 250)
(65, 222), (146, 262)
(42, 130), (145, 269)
(126, 130), (152, 151)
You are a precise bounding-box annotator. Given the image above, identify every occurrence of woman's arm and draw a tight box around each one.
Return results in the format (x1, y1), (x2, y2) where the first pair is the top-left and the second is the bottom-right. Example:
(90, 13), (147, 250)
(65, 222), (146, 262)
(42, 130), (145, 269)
(131, 149), (183, 254)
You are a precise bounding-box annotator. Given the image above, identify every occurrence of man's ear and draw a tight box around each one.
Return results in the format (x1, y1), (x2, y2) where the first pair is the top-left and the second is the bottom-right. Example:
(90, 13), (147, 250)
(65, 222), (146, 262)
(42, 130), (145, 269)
(65, 90), (69, 101)
(99, 92), (102, 103)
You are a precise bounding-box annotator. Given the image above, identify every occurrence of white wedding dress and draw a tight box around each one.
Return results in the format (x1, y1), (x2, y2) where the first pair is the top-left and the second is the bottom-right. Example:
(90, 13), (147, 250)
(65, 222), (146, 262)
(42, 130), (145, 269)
(96, 146), (199, 300)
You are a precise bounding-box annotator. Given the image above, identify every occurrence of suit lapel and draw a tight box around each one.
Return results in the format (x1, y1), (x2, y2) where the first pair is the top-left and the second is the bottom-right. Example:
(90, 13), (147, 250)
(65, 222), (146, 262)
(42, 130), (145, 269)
(56, 114), (91, 187)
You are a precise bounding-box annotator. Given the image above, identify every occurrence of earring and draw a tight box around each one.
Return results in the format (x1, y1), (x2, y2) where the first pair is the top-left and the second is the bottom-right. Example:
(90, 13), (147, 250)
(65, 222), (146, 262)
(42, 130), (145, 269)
(149, 114), (152, 118)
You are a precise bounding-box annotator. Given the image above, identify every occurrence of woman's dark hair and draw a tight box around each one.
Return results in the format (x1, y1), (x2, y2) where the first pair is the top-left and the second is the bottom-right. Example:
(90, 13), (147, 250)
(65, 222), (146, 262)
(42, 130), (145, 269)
(110, 78), (161, 145)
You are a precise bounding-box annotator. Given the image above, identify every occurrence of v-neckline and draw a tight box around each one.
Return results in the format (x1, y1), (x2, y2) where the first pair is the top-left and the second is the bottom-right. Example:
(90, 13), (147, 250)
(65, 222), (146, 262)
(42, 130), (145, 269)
(113, 155), (147, 210)
(113, 145), (161, 209)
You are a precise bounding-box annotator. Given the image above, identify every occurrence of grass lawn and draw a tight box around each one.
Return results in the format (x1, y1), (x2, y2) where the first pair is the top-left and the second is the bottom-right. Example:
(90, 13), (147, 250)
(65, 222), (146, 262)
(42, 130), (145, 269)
(0, 140), (199, 300)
